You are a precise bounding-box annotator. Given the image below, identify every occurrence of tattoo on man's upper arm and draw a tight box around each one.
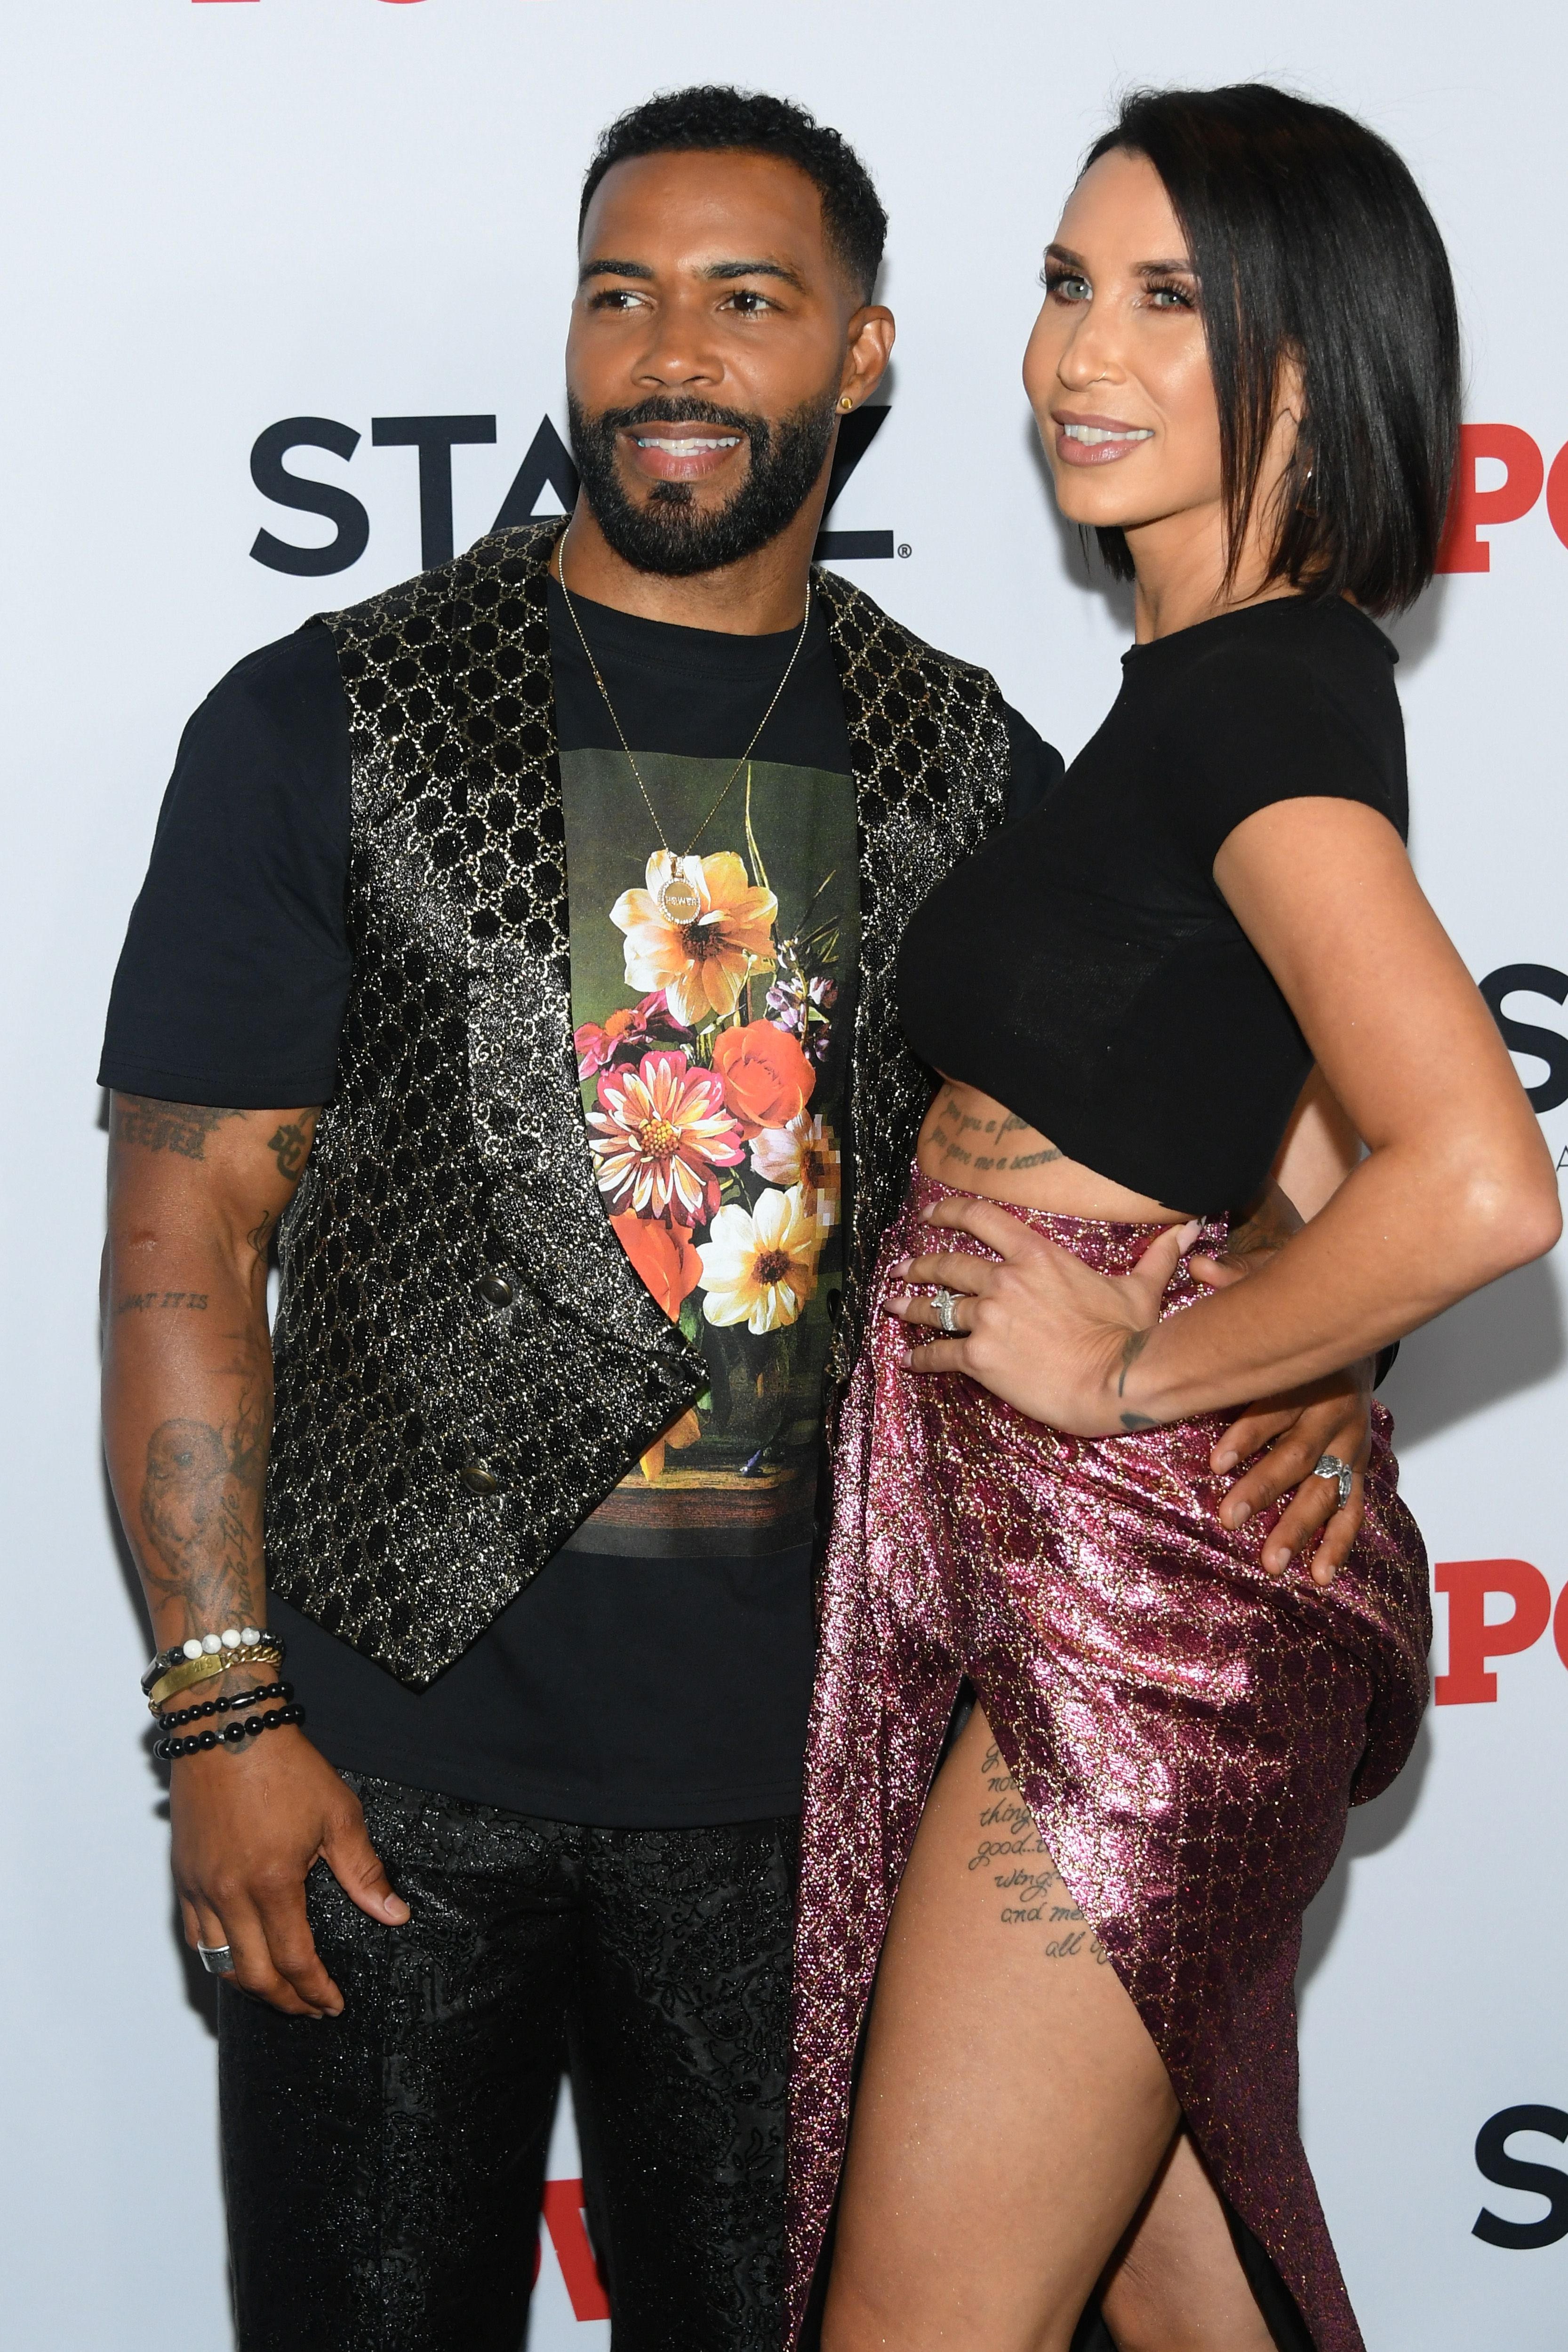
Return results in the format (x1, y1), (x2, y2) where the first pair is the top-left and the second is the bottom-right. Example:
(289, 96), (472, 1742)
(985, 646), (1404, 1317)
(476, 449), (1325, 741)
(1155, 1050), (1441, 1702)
(115, 1292), (209, 1315)
(266, 1116), (316, 1184)
(114, 1098), (244, 1161)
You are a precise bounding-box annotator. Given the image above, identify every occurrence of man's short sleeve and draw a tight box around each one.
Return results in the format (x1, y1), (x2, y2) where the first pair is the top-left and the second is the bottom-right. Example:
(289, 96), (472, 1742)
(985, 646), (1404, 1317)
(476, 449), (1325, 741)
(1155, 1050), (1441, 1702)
(1002, 701), (1066, 823)
(97, 622), (353, 1108)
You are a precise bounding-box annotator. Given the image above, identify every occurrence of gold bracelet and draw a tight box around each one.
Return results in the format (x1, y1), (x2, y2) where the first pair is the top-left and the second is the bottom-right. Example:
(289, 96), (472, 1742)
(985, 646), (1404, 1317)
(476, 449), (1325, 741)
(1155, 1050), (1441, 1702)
(146, 1645), (284, 1712)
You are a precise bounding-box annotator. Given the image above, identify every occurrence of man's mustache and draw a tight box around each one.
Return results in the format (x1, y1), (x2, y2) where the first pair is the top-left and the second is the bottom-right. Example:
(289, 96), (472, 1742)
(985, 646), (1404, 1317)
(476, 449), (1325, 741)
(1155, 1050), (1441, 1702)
(589, 396), (766, 444)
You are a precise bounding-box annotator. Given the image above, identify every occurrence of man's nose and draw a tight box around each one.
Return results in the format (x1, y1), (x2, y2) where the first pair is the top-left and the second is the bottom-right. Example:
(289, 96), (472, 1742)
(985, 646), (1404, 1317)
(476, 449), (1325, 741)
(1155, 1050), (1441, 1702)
(633, 301), (724, 389)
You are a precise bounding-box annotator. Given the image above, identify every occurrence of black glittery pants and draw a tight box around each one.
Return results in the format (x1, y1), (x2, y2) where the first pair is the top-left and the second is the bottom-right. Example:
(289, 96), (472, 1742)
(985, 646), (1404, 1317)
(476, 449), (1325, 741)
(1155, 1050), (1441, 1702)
(218, 1775), (798, 2351)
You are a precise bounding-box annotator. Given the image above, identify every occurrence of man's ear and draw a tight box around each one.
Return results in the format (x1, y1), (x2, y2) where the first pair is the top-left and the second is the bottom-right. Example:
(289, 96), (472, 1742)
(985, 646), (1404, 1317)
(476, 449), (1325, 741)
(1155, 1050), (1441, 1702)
(842, 306), (896, 408)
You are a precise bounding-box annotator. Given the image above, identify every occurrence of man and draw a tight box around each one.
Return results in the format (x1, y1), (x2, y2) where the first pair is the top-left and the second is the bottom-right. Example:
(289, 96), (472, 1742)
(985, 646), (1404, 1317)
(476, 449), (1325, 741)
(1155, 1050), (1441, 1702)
(101, 85), (1358, 2352)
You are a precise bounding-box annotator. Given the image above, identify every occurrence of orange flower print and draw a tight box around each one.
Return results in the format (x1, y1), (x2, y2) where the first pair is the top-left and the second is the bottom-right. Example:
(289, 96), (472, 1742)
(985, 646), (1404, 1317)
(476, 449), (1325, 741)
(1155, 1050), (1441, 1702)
(588, 1049), (744, 1221)
(611, 1209), (704, 1321)
(611, 851), (777, 1029)
(711, 1020), (816, 1139)
(638, 1408), (703, 1486)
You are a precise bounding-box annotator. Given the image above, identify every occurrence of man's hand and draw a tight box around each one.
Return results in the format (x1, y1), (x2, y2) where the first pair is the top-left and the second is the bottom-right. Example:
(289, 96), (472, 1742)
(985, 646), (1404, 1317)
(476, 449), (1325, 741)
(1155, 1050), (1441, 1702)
(173, 1730), (408, 2017)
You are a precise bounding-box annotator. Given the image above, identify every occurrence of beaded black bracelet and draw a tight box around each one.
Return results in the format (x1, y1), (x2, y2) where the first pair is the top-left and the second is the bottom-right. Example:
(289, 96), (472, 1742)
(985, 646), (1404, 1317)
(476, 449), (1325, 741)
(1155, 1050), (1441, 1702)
(153, 1704), (306, 1764)
(155, 1681), (294, 1733)
(140, 1629), (281, 1696)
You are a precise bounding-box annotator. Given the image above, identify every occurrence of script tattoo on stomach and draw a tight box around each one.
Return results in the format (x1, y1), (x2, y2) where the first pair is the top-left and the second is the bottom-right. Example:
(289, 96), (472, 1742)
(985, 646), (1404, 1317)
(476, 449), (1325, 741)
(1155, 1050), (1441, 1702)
(968, 1744), (1109, 1963)
(928, 1085), (1064, 1176)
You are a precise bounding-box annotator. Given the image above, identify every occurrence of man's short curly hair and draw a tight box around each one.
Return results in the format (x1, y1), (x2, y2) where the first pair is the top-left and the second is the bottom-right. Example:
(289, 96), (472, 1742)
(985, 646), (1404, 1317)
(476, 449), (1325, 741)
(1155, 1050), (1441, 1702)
(580, 86), (887, 303)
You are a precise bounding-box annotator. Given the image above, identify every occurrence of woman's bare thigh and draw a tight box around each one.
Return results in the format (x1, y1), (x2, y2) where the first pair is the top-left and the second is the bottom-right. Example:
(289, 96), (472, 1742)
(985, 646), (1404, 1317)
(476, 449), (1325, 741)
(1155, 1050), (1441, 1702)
(823, 1704), (1180, 2352)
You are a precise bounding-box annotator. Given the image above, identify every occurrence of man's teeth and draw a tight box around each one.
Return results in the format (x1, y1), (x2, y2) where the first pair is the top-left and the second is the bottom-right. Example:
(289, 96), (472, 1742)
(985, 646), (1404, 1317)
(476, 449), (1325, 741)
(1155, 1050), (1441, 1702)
(1062, 424), (1153, 446)
(634, 435), (742, 451)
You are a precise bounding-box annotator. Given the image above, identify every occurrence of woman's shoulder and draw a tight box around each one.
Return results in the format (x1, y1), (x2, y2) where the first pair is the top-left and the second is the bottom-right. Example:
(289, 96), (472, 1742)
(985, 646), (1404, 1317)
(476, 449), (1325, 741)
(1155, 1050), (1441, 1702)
(1133, 596), (1408, 852)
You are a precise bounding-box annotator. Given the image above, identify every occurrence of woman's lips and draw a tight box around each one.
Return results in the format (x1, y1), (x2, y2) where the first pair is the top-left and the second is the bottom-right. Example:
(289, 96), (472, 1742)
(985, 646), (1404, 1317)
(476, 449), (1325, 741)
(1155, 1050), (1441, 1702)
(1054, 416), (1155, 467)
(621, 430), (746, 484)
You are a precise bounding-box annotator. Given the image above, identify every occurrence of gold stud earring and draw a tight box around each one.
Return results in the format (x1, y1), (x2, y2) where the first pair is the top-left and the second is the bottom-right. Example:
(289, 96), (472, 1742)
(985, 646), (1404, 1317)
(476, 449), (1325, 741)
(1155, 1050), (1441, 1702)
(838, 396), (854, 413)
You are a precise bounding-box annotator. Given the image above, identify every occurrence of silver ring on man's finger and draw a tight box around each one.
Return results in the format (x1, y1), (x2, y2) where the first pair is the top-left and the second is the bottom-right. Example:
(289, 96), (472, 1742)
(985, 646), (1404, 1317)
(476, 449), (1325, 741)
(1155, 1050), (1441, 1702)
(932, 1288), (964, 1337)
(197, 1942), (236, 1976)
(1312, 1454), (1354, 1510)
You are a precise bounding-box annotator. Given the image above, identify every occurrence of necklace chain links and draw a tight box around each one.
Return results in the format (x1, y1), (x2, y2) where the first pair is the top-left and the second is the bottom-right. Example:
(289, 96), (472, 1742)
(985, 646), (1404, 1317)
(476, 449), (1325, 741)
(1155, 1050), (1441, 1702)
(557, 529), (813, 926)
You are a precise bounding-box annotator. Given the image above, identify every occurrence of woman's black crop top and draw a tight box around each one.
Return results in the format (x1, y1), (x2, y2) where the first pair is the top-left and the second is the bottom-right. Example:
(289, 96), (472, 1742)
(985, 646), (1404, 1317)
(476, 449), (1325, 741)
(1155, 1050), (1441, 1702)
(897, 597), (1408, 1214)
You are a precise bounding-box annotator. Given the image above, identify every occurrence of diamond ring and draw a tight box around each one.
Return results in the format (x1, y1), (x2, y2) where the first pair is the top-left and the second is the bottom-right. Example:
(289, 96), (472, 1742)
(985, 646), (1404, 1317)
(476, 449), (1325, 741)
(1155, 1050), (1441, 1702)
(1312, 1454), (1354, 1510)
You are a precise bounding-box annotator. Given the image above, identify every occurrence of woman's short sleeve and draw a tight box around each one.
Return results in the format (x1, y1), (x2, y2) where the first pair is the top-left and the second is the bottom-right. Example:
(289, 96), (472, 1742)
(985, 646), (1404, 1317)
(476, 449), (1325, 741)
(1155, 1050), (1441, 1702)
(1176, 625), (1409, 875)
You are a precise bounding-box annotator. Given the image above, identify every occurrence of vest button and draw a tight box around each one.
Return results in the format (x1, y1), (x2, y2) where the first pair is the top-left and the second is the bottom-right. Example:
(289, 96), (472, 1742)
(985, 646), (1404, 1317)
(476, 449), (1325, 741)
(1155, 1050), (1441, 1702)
(477, 1275), (514, 1307)
(460, 1460), (501, 1495)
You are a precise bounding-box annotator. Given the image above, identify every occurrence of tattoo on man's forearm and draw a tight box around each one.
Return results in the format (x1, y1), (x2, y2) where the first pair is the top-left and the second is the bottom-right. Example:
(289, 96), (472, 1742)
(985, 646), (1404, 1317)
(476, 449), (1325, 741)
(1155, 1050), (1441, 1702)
(114, 1098), (243, 1160)
(138, 1376), (270, 1635)
(266, 1117), (315, 1184)
(970, 1746), (1109, 1960)
(115, 1292), (208, 1315)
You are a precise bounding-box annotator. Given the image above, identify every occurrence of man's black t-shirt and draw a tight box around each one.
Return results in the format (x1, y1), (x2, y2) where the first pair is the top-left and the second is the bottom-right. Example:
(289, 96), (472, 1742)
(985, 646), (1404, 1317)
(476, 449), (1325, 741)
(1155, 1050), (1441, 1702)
(100, 583), (1062, 1826)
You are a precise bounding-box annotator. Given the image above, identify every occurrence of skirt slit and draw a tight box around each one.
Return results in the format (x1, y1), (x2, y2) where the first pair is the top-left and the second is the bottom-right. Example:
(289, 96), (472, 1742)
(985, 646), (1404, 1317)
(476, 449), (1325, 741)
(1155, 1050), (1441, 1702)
(785, 1170), (1431, 2352)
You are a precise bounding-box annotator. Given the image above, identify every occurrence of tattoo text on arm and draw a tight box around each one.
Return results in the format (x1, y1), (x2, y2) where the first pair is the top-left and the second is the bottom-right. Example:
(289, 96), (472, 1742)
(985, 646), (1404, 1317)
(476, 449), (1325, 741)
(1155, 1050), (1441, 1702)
(114, 1098), (244, 1161)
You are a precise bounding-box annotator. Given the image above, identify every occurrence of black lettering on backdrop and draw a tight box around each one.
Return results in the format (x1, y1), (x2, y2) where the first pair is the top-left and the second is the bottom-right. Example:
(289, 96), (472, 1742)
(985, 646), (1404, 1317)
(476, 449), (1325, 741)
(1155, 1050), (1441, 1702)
(1479, 964), (1568, 1112)
(371, 414), (498, 569)
(1473, 2104), (1568, 2249)
(248, 417), (370, 577)
(492, 416), (579, 530)
(816, 404), (892, 560)
(248, 400), (897, 575)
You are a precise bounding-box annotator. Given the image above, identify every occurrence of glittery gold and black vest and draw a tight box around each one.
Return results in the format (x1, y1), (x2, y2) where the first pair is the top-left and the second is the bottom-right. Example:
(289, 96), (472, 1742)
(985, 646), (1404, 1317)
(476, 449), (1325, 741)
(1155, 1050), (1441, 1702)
(265, 521), (1009, 1684)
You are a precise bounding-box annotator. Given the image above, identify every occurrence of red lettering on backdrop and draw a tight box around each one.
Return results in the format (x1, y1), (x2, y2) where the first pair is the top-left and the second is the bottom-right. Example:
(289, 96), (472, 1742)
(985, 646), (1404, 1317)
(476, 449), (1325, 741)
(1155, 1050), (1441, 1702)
(1553, 1579), (1568, 1672)
(1435, 424), (1544, 572)
(1433, 1559), (1552, 1703)
(1544, 441), (1568, 551)
(541, 2179), (611, 2322)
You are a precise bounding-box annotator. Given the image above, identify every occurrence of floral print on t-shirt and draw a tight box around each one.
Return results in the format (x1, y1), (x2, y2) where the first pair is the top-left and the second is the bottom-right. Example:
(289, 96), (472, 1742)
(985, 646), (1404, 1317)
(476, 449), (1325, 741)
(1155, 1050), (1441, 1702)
(560, 748), (856, 1557)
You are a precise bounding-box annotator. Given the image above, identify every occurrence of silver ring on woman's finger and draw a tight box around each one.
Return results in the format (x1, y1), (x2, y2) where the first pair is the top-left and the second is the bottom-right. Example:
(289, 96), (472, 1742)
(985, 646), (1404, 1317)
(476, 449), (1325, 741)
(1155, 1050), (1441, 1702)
(1312, 1454), (1354, 1510)
(197, 1942), (236, 1976)
(932, 1287), (963, 1337)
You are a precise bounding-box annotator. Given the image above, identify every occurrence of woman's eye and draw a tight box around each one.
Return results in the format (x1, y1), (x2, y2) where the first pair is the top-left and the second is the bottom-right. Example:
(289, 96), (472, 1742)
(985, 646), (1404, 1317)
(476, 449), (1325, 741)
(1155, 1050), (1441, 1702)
(1042, 270), (1091, 304)
(1147, 282), (1195, 310)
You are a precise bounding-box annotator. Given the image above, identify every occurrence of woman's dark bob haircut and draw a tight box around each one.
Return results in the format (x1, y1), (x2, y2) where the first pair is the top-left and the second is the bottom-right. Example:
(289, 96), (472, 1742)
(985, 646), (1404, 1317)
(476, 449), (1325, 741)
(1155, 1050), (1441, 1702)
(1081, 84), (1460, 616)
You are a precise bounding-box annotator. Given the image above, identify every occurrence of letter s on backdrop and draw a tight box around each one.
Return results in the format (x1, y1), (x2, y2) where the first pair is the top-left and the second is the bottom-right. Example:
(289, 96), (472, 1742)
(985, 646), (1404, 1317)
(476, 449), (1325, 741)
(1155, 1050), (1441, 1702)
(250, 417), (370, 577)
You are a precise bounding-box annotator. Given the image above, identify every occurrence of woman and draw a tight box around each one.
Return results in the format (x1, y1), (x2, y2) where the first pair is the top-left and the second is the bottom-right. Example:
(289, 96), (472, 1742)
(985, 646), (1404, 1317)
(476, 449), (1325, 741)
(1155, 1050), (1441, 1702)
(786, 85), (1560, 2352)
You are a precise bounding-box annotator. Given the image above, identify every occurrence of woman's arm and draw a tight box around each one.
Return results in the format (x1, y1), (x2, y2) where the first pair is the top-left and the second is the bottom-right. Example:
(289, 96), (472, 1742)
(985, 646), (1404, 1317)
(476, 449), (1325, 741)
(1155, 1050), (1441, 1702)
(896, 800), (1559, 1435)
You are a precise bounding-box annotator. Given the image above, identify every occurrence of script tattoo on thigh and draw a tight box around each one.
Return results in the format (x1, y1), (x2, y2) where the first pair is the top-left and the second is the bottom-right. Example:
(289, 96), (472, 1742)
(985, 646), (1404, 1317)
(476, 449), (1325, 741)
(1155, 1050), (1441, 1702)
(967, 1744), (1110, 1963)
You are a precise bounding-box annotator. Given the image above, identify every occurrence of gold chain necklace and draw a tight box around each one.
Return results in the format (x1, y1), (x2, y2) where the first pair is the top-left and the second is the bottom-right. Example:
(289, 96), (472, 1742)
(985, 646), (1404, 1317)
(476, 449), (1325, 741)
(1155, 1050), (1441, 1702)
(556, 532), (813, 925)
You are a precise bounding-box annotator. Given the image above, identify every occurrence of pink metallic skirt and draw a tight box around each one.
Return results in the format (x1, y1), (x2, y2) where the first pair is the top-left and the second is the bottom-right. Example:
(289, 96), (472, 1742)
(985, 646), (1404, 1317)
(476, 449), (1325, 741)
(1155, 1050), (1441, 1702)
(786, 1171), (1431, 2352)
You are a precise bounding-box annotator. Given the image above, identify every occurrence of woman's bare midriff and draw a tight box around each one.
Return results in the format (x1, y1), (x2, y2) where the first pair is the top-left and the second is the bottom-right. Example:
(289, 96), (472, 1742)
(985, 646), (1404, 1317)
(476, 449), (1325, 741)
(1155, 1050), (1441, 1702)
(915, 1076), (1191, 1224)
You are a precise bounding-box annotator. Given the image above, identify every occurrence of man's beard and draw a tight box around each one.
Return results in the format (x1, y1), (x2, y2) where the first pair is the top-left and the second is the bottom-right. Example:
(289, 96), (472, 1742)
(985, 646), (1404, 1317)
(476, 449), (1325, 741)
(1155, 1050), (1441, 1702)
(566, 389), (839, 577)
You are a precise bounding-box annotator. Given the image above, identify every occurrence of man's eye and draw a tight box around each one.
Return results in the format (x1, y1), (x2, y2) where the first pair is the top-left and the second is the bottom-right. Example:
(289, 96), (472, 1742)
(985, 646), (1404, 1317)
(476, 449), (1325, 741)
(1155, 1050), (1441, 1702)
(589, 288), (645, 312)
(723, 290), (774, 315)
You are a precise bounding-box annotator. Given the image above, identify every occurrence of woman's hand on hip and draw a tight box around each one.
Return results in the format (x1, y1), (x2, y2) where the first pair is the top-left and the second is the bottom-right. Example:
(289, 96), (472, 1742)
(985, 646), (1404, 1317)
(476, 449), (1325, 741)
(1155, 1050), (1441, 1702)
(1197, 1234), (1370, 1585)
(887, 1195), (1200, 1437)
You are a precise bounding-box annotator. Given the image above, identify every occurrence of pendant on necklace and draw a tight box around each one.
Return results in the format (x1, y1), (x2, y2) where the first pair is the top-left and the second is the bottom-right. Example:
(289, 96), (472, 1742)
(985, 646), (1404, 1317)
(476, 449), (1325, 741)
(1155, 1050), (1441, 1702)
(658, 874), (703, 924)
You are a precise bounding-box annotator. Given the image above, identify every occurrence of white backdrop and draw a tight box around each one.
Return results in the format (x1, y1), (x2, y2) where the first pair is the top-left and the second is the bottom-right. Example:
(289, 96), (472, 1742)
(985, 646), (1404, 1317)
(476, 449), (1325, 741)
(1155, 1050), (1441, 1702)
(4, 4), (1567, 2346)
